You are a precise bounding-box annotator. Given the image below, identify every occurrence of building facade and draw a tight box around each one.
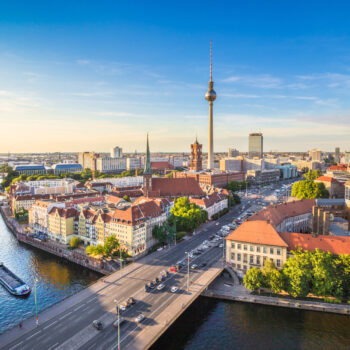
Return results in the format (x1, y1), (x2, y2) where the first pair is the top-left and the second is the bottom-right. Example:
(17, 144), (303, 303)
(248, 133), (263, 158)
(189, 138), (202, 171)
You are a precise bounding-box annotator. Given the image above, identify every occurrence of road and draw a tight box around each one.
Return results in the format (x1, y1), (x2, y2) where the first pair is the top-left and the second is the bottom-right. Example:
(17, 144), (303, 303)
(1, 179), (297, 350)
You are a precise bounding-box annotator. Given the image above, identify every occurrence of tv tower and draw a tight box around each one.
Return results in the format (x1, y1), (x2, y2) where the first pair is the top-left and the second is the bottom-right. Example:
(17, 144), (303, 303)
(205, 40), (216, 169)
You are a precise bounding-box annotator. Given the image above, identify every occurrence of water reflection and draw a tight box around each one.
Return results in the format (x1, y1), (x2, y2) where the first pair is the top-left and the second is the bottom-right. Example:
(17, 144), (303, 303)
(0, 214), (100, 334)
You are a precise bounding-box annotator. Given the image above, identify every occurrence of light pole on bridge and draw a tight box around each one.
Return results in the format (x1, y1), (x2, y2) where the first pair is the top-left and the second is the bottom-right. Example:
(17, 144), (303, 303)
(114, 299), (121, 350)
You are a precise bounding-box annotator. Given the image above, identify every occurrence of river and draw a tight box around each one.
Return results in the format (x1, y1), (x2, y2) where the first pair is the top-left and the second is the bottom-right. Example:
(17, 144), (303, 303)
(0, 211), (100, 334)
(151, 296), (350, 350)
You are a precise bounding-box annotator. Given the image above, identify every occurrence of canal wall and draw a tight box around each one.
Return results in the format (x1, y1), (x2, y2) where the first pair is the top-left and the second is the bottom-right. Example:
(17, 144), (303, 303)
(203, 271), (350, 316)
(0, 206), (113, 275)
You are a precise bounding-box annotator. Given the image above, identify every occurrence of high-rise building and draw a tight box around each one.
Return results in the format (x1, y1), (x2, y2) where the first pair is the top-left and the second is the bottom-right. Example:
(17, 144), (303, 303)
(111, 146), (122, 158)
(189, 137), (202, 171)
(228, 148), (239, 157)
(248, 133), (263, 158)
(335, 147), (340, 163)
(205, 41), (216, 169)
(310, 148), (322, 162)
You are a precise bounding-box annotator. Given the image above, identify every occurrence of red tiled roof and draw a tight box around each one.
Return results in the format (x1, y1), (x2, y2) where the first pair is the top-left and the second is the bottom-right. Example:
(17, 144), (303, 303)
(151, 161), (174, 170)
(147, 178), (204, 198)
(279, 232), (350, 255)
(315, 176), (339, 183)
(328, 165), (347, 171)
(225, 220), (288, 247)
(48, 207), (77, 218)
(247, 199), (315, 228)
(190, 191), (227, 208)
(106, 195), (124, 204)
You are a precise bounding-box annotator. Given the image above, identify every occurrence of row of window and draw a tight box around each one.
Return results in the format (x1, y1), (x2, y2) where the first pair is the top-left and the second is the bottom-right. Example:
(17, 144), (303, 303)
(231, 242), (281, 255)
(231, 253), (281, 267)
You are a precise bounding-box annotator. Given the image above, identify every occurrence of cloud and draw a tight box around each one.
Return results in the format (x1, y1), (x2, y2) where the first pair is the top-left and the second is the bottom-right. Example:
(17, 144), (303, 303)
(76, 59), (90, 65)
(222, 74), (283, 88)
(221, 93), (260, 98)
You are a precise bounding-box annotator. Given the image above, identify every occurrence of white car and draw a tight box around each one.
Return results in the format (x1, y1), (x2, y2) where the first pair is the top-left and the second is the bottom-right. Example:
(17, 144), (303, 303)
(170, 286), (179, 293)
(135, 314), (145, 323)
(191, 264), (198, 269)
(157, 283), (165, 291)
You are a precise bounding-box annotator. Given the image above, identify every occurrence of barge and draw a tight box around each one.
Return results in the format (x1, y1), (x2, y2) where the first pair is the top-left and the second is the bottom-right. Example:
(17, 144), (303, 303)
(0, 262), (31, 296)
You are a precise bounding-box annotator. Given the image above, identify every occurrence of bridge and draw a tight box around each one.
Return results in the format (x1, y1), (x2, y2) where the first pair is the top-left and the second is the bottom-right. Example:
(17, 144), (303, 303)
(0, 217), (228, 350)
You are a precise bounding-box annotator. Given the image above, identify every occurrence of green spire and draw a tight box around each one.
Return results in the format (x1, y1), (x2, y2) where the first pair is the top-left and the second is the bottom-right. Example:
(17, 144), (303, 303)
(144, 133), (151, 174)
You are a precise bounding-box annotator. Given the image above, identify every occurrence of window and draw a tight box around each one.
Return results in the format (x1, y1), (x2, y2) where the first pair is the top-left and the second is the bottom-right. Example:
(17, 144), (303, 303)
(277, 259), (281, 267)
(231, 253), (235, 260)
(250, 246), (254, 252)
(237, 244), (241, 249)
(243, 265), (247, 270)
(237, 264), (241, 269)
(231, 242), (235, 248)
(237, 253), (241, 261)
(277, 249), (281, 255)
(257, 246), (260, 253)
(249, 255), (254, 264)
(270, 248), (274, 254)
(243, 254), (248, 263)
(244, 244), (247, 251)
(263, 247), (267, 253)
(256, 256), (261, 265)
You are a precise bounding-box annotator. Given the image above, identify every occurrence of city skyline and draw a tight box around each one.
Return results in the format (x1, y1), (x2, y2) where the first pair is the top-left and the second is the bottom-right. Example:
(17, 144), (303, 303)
(2, 1), (350, 152)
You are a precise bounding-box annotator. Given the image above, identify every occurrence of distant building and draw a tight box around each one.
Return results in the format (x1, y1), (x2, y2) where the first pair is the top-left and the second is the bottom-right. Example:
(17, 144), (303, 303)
(248, 133), (263, 158)
(219, 158), (243, 172)
(246, 169), (280, 185)
(276, 165), (298, 179)
(189, 138), (202, 171)
(335, 147), (340, 163)
(228, 148), (239, 157)
(53, 163), (82, 175)
(110, 146), (123, 158)
(78, 152), (100, 172)
(315, 176), (345, 198)
(344, 151), (350, 164)
(96, 157), (126, 173)
(310, 148), (322, 162)
(14, 164), (46, 176)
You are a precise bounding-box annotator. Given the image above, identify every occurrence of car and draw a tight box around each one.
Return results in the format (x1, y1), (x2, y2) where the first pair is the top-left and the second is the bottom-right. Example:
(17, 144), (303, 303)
(113, 318), (126, 327)
(216, 222), (219, 226)
(160, 274), (166, 281)
(145, 284), (150, 292)
(120, 302), (128, 311)
(219, 243), (223, 248)
(92, 320), (103, 330)
(191, 264), (198, 269)
(170, 266), (178, 272)
(170, 286), (179, 293)
(155, 277), (160, 284)
(149, 281), (155, 289)
(157, 247), (163, 251)
(135, 314), (145, 323)
(127, 297), (136, 305)
(199, 262), (207, 268)
(157, 283), (165, 291)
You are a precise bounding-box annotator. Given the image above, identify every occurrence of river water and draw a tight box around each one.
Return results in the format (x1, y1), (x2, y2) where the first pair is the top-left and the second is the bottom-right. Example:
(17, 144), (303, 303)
(151, 295), (350, 350)
(0, 212), (100, 334)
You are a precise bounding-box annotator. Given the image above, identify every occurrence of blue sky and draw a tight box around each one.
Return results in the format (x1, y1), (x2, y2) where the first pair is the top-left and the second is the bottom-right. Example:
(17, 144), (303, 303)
(1, 1), (350, 153)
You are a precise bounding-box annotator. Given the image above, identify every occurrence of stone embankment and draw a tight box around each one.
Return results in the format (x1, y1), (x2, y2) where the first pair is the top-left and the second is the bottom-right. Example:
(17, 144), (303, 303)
(202, 266), (350, 316)
(0, 206), (113, 275)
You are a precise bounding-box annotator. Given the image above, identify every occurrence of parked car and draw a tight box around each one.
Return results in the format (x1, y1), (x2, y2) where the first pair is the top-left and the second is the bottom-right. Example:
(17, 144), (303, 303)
(120, 302), (127, 311)
(157, 283), (165, 291)
(135, 314), (145, 323)
(170, 286), (179, 293)
(170, 266), (178, 272)
(92, 320), (103, 330)
(191, 264), (198, 269)
(127, 297), (136, 305)
(199, 262), (207, 268)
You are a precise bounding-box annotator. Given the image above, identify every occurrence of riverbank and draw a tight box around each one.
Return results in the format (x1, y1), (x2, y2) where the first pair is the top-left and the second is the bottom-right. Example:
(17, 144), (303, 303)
(0, 205), (114, 275)
(203, 268), (350, 316)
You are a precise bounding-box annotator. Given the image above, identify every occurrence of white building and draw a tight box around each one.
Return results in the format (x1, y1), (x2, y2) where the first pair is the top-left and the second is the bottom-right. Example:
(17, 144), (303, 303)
(96, 157), (127, 173)
(91, 176), (144, 188)
(110, 146), (123, 158)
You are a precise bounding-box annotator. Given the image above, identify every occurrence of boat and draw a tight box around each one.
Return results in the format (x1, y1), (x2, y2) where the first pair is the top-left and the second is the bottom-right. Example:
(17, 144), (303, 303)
(0, 262), (31, 296)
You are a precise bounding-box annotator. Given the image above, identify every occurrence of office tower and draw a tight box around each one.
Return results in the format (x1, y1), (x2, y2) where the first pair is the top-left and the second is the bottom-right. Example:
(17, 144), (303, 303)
(111, 146), (122, 158)
(248, 133), (263, 158)
(228, 148), (239, 157)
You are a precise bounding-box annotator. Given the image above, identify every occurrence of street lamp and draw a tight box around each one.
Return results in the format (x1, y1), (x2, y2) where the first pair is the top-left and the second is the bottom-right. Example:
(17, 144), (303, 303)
(119, 249), (124, 277)
(114, 299), (120, 350)
(34, 278), (39, 325)
(185, 252), (190, 291)
(222, 236), (225, 268)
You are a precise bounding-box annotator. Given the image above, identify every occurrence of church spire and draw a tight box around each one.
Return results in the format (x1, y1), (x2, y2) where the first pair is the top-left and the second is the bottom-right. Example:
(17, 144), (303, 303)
(144, 133), (151, 174)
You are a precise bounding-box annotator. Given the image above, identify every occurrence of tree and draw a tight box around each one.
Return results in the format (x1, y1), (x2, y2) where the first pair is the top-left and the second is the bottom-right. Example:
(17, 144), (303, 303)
(291, 180), (329, 199)
(152, 225), (167, 245)
(334, 254), (350, 299)
(94, 244), (105, 255)
(69, 237), (82, 249)
(310, 249), (337, 297)
(103, 235), (120, 257)
(243, 267), (265, 292)
(86, 245), (96, 255)
(122, 195), (131, 202)
(303, 170), (322, 181)
(282, 249), (313, 298)
(268, 270), (284, 294)
(226, 180), (250, 192)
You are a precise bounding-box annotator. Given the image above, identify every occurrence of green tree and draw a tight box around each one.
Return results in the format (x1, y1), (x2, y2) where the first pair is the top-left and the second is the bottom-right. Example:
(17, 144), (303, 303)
(152, 225), (167, 245)
(86, 245), (96, 255)
(282, 249), (313, 298)
(268, 269), (284, 294)
(103, 235), (120, 257)
(69, 236), (82, 249)
(291, 180), (329, 199)
(334, 254), (350, 299)
(243, 267), (265, 292)
(303, 170), (322, 181)
(94, 244), (105, 255)
(122, 195), (131, 202)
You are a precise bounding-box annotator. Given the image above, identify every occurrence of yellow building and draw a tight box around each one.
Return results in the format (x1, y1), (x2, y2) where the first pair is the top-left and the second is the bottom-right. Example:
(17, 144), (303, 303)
(225, 220), (288, 274)
(47, 208), (77, 244)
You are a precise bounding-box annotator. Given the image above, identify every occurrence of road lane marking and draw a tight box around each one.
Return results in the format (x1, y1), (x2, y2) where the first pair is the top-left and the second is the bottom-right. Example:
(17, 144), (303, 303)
(59, 310), (73, 320)
(8, 341), (23, 350)
(26, 330), (41, 340)
(43, 320), (58, 330)
(47, 342), (59, 350)
(74, 304), (85, 311)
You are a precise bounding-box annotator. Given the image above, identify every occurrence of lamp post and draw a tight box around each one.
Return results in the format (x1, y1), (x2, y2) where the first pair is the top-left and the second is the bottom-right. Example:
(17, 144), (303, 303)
(34, 278), (39, 325)
(119, 248), (123, 277)
(114, 299), (120, 350)
(222, 236), (225, 268)
(185, 252), (190, 291)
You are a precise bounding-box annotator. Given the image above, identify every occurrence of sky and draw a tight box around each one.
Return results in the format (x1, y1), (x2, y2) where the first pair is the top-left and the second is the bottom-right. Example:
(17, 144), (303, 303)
(1, 1), (350, 153)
